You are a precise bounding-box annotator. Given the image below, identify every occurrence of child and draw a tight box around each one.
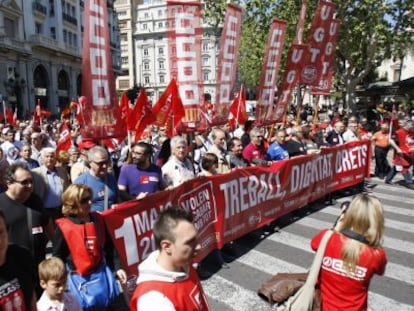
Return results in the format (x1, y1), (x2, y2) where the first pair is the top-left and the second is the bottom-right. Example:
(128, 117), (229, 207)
(37, 257), (81, 311)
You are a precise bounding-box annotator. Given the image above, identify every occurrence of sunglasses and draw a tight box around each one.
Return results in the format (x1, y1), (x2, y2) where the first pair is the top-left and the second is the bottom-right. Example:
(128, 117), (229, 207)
(80, 196), (92, 204)
(14, 178), (33, 186)
(92, 160), (108, 167)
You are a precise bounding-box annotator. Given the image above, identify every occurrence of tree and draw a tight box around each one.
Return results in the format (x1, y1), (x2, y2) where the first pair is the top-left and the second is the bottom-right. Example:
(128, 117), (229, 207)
(203, 0), (414, 111)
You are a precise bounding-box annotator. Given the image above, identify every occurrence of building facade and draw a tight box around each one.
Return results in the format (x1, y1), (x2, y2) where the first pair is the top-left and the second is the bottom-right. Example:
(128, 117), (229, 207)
(130, 0), (220, 104)
(0, 0), (120, 118)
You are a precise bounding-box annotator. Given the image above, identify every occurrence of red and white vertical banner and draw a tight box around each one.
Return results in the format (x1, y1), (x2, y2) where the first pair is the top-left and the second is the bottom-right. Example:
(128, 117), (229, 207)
(311, 18), (340, 95)
(273, 44), (309, 122)
(167, 1), (204, 130)
(294, 0), (309, 44)
(212, 3), (242, 126)
(255, 19), (287, 125)
(81, 0), (126, 139)
(299, 0), (336, 87)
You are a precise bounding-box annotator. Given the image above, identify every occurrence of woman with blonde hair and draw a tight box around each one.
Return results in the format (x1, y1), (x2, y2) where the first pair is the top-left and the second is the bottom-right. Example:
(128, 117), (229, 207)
(53, 184), (127, 310)
(311, 193), (387, 310)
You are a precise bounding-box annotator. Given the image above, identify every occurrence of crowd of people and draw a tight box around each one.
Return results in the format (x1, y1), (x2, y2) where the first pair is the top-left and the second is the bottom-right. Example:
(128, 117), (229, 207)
(0, 102), (402, 310)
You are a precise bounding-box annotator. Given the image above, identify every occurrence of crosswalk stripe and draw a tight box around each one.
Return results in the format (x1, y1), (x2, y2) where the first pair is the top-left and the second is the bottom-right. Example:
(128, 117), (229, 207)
(266, 231), (414, 286)
(320, 207), (414, 234)
(336, 198), (414, 217)
(201, 274), (273, 311)
(295, 217), (414, 255)
(366, 189), (414, 204)
(233, 247), (414, 311)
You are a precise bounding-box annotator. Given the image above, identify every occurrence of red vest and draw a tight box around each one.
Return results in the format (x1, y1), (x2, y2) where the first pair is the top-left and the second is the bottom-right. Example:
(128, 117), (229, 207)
(130, 266), (210, 311)
(56, 213), (105, 275)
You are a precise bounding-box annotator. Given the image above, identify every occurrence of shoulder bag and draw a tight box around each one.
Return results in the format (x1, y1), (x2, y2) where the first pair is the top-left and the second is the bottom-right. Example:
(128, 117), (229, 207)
(276, 230), (333, 311)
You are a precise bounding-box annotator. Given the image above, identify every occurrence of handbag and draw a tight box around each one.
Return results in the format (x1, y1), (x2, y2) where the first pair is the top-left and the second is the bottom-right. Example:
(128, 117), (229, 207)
(67, 264), (120, 310)
(277, 230), (333, 311)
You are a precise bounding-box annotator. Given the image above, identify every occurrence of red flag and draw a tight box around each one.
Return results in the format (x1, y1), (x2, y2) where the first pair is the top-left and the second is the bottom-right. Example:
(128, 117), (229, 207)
(61, 105), (71, 119)
(130, 88), (155, 139)
(152, 79), (185, 137)
(4, 105), (15, 126)
(229, 85), (248, 126)
(76, 96), (87, 125)
(56, 122), (72, 153)
(33, 99), (42, 125)
(119, 91), (131, 130)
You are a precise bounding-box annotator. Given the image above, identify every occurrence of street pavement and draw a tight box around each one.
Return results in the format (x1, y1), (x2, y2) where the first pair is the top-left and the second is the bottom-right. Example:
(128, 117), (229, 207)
(200, 177), (414, 311)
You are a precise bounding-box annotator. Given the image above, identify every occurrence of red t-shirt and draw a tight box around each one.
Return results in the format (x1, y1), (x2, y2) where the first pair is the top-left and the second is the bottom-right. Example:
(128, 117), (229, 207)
(242, 142), (266, 164)
(311, 229), (387, 311)
(396, 128), (414, 153)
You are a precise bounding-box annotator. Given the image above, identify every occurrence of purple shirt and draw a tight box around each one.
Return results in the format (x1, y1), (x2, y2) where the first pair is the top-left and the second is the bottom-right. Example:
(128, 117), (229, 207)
(118, 163), (163, 196)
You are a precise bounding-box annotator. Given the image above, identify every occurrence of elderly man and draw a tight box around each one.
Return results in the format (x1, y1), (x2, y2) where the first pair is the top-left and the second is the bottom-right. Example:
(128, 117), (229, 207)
(207, 128), (230, 174)
(30, 132), (43, 162)
(267, 129), (289, 161)
(242, 127), (270, 166)
(32, 147), (70, 220)
(118, 141), (164, 201)
(326, 121), (345, 145)
(286, 126), (308, 158)
(162, 136), (195, 187)
(74, 145), (118, 211)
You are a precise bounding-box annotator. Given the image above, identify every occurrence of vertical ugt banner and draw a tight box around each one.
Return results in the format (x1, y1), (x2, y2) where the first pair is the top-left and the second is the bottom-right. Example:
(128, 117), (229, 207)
(299, 0), (336, 87)
(212, 4), (242, 126)
(81, 0), (126, 139)
(255, 19), (287, 125)
(167, 1), (204, 130)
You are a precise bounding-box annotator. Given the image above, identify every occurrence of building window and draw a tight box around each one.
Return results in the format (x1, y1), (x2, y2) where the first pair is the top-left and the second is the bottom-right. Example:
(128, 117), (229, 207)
(119, 79), (130, 89)
(142, 23), (147, 30)
(159, 75), (165, 83)
(203, 72), (209, 81)
(144, 76), (150, 84)
(158, 22), (163, 28)
(159, 60), (164, 70)
(49, 0), (55, 16)
(203, 42), (209, 52)
(121, 57), (128, 64)
(158, 9), (162, 17)
(50, 27), (56, 39)
(144, 62), (150, 70)
(143, 48), (149, 56)
(63, 30), (67, 43)
(35, 23), (42, 34)
(158, 47), (164, 55)
(203, 57), (209, 66)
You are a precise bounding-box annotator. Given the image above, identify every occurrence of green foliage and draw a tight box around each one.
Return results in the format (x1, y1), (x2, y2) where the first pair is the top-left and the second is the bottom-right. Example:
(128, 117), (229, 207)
(203, 0), (413, 107)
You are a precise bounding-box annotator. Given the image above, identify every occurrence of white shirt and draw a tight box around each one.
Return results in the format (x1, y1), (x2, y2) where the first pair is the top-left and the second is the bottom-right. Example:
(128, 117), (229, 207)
(37, 291), (81, 311)
(162, 155), (195, 187)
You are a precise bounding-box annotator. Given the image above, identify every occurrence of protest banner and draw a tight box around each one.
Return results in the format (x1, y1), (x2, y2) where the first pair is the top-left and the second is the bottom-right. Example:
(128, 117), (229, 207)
(102, 140), (371, 276)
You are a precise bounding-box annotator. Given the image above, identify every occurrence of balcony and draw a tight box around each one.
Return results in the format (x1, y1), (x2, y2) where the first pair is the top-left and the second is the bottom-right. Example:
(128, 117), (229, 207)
(0, 36), (32, 56)
(62, 13), (78, 26)
(32, 1), (47, 15)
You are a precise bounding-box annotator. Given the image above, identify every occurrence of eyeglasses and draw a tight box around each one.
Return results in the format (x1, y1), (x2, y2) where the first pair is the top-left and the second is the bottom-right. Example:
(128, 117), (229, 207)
(80, 196), (92, 204)
(92, 160), (108, 167)
(14, 178), (33, 186)
(132, 151), (146, 156)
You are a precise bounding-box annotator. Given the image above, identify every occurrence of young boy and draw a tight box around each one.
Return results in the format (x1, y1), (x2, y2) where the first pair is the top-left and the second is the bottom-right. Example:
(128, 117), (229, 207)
(37, 257), (81, 311)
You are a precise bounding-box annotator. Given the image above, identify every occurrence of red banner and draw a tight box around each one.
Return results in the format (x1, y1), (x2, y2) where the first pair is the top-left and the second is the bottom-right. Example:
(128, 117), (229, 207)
(299, 0), (336, 87)
(294, 0), (309, 44)
(211, 3), (243, 126)
(102, 140), (371, 276)
(273, 44), (309, 122)
(311, 18), (341, 95)
(81, 0), (126, 139)
(167, 1), (204, 130)
(255, 19), (288, 125)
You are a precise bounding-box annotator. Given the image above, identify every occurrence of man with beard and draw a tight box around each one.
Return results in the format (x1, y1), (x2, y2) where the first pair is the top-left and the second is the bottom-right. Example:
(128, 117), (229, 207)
(118, 142), (164, 201)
